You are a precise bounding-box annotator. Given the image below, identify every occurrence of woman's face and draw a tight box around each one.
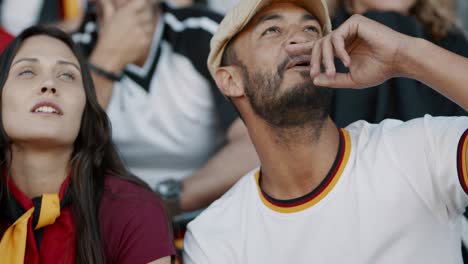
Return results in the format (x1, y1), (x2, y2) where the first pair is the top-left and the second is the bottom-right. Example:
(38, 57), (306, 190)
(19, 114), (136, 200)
(351, 0), (418, 14)
(2, 35), (86, 148)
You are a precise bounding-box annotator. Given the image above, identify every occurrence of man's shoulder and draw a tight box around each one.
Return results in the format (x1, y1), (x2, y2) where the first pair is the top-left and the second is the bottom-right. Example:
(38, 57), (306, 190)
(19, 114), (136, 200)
(188, 169), (258, 231)
(345, 118), (402, 133)
(344, 115), (443, 140)
(346, 115), (465, 132)
(344, 115), (467, 159)
(198, 169), (257, 215)
(184, 170), (257, 260)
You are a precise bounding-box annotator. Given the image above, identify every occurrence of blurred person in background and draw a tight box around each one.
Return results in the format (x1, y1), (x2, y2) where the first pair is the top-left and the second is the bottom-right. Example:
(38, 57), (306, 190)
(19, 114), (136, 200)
(325, 0), (468, 125)
(167, 0), (194, 8)
(0, 27), (14, 53)
(0, 0), (84, 53)
(326, 0), (468, 261)
(170, 0), (240, 16)
(0, 0), (84, 34)
(72, 0), (258, 220)
(168, 0), (239, 14)
(205, 0), (238, 14)
(457, 0), (468, 32)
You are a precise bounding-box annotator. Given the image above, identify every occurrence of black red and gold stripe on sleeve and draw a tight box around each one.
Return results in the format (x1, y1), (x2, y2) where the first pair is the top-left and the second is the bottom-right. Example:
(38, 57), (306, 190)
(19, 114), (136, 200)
(457, 129), (468, 195)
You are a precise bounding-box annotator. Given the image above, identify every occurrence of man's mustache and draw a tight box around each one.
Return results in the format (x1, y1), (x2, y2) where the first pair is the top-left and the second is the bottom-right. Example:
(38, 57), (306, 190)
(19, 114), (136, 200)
(276, 55), (312, 78)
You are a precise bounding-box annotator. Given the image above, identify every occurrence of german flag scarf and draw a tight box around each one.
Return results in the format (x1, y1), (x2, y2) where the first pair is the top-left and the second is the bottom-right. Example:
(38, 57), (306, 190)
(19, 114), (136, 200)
(0, 172), (76, 263)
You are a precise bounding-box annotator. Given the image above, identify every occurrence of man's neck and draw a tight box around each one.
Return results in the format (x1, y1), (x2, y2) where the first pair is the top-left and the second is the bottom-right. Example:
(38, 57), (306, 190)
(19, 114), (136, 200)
(9, 144), (72, 198)
(249, 117), (340, 200)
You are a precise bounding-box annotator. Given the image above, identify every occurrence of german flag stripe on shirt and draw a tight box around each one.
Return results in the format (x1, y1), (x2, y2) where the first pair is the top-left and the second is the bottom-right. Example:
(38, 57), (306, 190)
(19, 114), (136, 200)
(457, 129), (468, 195)
(256, 128), (351, 214)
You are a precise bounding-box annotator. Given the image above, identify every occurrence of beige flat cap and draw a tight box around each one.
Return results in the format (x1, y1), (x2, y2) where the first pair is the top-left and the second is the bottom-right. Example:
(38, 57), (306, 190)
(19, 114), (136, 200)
(207, 0), (332, 77)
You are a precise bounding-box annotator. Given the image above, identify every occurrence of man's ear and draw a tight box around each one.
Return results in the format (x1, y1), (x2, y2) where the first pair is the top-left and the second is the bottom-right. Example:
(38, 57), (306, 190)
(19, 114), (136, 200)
(214, 66), (245, 97)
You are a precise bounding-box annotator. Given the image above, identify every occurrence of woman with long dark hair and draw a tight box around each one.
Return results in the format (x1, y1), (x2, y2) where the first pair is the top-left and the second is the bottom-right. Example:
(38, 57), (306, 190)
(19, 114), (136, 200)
(0, 26), (174, 263)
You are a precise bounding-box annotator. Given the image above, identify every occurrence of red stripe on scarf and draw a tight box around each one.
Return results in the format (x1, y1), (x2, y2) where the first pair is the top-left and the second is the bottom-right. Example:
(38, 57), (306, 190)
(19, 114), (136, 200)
(2, 173), (76, 263)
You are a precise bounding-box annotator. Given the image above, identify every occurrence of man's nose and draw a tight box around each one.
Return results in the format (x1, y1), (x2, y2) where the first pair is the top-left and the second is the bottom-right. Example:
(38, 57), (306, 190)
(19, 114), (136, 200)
(284, 30), (313, 56)
(287, 31), (310, 45)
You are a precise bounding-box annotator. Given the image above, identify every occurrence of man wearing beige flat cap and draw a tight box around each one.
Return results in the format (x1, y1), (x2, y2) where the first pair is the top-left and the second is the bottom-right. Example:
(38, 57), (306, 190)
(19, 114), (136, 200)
(183, 0), (468, 263)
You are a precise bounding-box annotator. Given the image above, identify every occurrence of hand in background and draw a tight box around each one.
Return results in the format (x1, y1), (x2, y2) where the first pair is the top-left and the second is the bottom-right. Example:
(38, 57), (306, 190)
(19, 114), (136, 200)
(287, 14), (468, 110)
(92, 0), (155, 73)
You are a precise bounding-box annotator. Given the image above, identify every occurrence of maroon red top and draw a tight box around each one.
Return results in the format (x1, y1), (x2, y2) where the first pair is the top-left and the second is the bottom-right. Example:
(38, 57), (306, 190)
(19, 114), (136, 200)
(0, 175), (175, 263)
(100, 176), (175, 263)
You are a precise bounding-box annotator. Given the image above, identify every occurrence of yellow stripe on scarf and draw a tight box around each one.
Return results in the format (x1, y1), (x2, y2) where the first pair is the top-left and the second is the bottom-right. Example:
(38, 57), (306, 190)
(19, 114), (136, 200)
(0, 194), (60, 264)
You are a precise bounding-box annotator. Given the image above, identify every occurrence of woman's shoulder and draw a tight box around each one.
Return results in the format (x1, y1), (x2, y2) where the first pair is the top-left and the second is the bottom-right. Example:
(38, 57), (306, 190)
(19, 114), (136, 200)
(103, 175), (157, 198)
(99, 175), (175, 263)
(99, 174), (166, 220)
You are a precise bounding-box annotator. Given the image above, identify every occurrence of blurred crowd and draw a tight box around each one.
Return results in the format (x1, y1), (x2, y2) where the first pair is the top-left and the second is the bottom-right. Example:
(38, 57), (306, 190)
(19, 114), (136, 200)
(1, 0), (467, 57)
(0, 0), (467, 262)
(1, 0), (468, 34)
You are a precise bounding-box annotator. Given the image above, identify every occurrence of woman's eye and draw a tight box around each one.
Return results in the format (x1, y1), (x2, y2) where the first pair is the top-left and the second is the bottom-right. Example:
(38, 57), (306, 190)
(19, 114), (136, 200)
(59, 72), (75, 81)
(304, 26), (319, 33)
(263, 26), (281, 35)
(18, 70), (35, 77)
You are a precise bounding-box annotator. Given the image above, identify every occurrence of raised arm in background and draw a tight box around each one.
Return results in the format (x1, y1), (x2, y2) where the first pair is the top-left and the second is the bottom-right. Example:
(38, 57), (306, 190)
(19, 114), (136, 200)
(287, 14), (468, 110)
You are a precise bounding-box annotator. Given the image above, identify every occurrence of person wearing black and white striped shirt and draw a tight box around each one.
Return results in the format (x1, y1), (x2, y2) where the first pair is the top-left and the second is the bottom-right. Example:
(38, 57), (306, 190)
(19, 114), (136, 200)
(72, 0), (258, 216)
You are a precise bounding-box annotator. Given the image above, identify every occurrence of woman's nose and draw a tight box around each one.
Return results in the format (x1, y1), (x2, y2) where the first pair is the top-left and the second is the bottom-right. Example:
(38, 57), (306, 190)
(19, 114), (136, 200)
(40, 87), (57, 94)
(39, 76), (58, 95)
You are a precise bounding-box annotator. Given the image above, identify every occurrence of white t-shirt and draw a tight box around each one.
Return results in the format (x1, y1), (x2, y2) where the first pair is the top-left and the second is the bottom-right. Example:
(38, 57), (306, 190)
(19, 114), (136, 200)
(184, 116), (468, 264)
(73, 4), (237, 187)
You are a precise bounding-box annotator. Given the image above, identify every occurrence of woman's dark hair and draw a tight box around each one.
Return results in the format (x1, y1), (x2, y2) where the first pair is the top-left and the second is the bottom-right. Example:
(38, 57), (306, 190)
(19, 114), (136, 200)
(0, 26), (152, 263)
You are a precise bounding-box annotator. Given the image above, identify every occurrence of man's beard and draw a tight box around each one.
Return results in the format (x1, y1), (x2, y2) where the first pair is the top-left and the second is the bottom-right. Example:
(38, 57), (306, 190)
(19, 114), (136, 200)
(239, 58), (332, 130)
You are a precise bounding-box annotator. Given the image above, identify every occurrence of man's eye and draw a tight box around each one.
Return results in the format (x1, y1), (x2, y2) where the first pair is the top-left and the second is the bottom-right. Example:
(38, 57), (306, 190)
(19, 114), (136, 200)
(304, 26), (319, 33)
(263, 26), (281, 35)
(59, 72), (75, 81)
